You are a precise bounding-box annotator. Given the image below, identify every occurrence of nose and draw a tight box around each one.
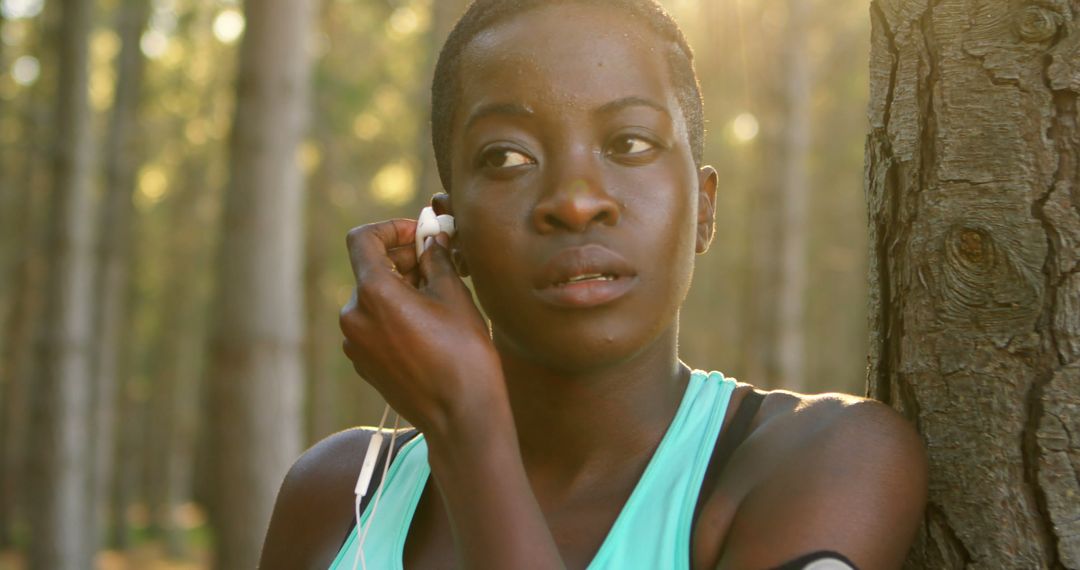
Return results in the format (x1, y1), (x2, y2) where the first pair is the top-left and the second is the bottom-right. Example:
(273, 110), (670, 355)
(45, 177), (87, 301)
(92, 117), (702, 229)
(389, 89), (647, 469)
(531, 159), (621, 234)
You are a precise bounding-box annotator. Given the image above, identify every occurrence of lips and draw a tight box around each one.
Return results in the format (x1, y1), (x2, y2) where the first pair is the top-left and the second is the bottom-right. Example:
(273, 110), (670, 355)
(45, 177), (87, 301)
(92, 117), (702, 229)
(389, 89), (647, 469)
(532, 244), (638, 308)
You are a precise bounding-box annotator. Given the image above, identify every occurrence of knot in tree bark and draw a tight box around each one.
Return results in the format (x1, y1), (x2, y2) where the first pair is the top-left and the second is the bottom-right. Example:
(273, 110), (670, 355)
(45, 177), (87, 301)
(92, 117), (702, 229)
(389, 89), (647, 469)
(957, 228), (989, 265)
(948, 227), (996, 273)
(1016, 4), (1063, 43)
(933, 224), (1042, 333)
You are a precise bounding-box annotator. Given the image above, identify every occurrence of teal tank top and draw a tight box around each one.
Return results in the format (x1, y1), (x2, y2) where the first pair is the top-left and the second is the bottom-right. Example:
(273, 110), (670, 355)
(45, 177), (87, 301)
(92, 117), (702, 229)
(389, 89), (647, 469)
(330, 370), (737, 570)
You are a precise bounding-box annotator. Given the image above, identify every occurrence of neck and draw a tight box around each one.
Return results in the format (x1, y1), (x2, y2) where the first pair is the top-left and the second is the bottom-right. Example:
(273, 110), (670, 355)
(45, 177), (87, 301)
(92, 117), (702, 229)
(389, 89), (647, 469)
(493, 325), (690, 500)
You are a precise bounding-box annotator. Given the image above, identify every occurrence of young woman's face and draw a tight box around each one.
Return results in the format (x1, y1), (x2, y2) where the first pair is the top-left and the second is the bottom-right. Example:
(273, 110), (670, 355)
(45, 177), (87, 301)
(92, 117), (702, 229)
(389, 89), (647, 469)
(446, 3), (716, 371)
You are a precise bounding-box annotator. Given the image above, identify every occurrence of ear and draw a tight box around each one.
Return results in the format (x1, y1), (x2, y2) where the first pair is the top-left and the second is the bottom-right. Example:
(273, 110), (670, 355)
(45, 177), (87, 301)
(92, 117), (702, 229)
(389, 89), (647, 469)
(695, 166), (718, 254)
(430, 192), (470, 276)
(431, 192), (452, 217)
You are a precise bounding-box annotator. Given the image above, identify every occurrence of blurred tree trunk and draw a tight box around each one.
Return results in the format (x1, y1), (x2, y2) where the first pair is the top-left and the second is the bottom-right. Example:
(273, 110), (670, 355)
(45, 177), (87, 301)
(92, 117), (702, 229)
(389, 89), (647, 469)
(146, 171), (210, 559)
(27, 0), (97, 566)
(109, 380), (142, 549)
(0, 3), (56, 551)
(739, 2), (784, 390)
(207, 0), (313, 566)
(304, 0), (344, 444)
(740, 156), (781, 388)
(411, 0), (470, 204)
(865, 0), (1080, 567)
(776, 0), (811, 392)
(0, 99), (49, 551)
(91, 0), (149, 552)
(304, 127), (340, 444)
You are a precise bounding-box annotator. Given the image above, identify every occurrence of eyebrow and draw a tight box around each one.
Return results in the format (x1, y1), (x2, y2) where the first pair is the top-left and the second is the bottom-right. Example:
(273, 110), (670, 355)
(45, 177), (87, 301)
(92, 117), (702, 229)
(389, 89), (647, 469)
(464, 102), (534, 132)
(462, 96), (671, 132)
(595, 96), (672, 118)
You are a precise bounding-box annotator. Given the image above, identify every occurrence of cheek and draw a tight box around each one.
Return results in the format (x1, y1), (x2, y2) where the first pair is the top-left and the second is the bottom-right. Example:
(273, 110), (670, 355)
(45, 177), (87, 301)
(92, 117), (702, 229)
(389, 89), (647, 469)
(455, 215), (526, 308)
(624, 169), (698, 247)
(626, 174), (699, 305)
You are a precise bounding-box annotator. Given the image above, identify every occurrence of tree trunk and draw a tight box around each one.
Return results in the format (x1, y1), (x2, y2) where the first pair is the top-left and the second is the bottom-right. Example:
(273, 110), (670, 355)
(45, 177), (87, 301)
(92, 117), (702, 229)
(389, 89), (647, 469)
(0, 8), (52, 539)
(740, 152), (782, 388)
(865, 0), (1080, 567)
(304, 128), (341, 444)
(145, 167), (212, 559)
(0, 99), (49, 552)
(91, 0), (149, 552)
(27, 0), (97, 566)
(108, 377), (141, 549)
(776, 0), (813, 392)
(304, 0), (346, 444)
(411, 0), (471, 206)
(207, 0), (313, 566)
(739, 2), (786, 390)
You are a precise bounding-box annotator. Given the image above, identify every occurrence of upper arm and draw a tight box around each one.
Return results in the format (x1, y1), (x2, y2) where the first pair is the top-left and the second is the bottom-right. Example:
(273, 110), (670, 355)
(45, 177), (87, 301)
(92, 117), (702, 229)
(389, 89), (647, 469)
(716, 399), (928, 570)
(259, 428), (372, 570)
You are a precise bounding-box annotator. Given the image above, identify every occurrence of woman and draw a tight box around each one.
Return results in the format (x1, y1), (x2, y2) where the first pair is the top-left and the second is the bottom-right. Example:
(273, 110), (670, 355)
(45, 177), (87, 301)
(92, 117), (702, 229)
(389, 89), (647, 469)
(260, 1), (928, 568)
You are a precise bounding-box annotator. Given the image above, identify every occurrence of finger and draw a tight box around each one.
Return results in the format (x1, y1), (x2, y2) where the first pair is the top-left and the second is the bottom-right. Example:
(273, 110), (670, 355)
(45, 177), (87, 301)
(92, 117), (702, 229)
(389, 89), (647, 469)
(387, 244), (419, 276)
(338, 291), (362, 336)
(346, 219), (418, 282)
(400, 266), (421, 288)
(341, 338), (371, 379)
(418, 233), (462, 297)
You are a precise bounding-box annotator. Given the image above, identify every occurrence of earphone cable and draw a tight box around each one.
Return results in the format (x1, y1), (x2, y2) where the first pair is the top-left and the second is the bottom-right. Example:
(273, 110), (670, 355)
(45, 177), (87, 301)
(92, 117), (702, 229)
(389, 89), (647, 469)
(353, 404), (392, 570)
(354, 406), (401, 570)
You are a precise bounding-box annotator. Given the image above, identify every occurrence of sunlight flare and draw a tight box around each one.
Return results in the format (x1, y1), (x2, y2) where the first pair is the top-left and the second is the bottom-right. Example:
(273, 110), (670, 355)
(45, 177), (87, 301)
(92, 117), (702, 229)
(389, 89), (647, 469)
(732, 112), (759, 143)
(371, 161), (416, 206)
(214, 9), (245, 44)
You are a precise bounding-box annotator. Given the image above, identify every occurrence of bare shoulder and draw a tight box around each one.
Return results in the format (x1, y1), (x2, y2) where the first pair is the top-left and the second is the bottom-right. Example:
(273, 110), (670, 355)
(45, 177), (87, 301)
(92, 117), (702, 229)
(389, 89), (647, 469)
(717, 390), (928, 569)
(259, 427), (376, 570)
(763, 389), (926, 455)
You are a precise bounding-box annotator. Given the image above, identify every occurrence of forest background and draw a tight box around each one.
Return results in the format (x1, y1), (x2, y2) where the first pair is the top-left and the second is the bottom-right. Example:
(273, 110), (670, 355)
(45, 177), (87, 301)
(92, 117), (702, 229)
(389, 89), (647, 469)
(0, 0), (871, 567)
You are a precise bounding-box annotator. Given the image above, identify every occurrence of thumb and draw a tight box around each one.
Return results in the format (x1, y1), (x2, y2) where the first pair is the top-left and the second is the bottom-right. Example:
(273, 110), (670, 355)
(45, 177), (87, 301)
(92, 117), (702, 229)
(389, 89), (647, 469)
(418, 233), (460, 296)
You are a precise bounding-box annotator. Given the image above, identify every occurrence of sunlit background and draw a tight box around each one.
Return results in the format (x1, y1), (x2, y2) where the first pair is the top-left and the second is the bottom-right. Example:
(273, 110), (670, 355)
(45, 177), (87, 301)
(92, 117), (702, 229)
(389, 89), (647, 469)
(0, 0), (870, 566)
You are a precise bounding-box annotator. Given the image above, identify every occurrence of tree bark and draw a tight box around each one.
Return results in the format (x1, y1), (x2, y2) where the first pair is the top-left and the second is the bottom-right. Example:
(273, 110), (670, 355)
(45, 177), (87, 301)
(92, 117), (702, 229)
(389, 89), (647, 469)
(865, 0), (1080, 567)
(207, 0), (313, 566)
(27, 0), (97, 566)
(90, 0), (149, 552)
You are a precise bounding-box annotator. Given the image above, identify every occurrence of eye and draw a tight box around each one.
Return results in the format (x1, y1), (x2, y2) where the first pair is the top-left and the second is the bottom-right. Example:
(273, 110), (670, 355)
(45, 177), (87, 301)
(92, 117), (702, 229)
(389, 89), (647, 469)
(479, 147), (535, 169)
(607, 135), (657, 156)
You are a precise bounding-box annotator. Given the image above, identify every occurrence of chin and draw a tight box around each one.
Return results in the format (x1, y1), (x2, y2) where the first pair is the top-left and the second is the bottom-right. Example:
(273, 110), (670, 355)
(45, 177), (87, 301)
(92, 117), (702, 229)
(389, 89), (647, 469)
(492, 311), (674, 375)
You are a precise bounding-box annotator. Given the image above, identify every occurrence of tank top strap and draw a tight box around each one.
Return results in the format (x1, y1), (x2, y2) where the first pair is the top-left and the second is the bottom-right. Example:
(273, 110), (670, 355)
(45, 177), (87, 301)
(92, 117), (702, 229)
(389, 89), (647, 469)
(587, 370), (736, 569)
(328, 434), (430, 570)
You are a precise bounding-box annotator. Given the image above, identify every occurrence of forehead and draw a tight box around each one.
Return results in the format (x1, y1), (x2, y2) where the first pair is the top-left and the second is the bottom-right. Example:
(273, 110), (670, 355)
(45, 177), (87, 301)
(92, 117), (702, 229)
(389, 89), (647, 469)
(455, 4), (680, 124)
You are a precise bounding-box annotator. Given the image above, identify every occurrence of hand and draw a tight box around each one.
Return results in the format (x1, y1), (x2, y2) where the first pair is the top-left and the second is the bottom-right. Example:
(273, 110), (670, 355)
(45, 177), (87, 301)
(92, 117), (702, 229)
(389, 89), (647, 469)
(339, 219), (506, 437)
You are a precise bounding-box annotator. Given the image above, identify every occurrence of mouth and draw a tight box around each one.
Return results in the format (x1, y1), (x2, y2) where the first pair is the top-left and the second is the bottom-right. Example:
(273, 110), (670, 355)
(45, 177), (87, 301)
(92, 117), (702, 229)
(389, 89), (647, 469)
(533, 245), (638, 308)
(555, 273), (618, 286)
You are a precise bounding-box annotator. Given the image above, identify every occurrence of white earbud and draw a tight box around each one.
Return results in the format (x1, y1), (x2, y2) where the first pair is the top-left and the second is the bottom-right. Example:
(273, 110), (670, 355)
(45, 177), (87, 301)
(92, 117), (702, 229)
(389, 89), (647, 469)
(415, 206), (456, 258)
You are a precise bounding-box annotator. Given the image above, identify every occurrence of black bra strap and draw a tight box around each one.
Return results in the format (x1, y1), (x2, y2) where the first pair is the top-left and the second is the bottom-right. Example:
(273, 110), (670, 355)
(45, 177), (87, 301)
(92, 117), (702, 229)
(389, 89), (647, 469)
(710, 389), (765, 475)
(361, 428), (420, 513)
(770, 550), (859, 569)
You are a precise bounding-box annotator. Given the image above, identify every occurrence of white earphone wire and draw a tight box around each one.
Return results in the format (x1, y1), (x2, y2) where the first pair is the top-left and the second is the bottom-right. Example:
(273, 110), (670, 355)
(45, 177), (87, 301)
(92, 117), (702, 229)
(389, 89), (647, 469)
(353, 407), (401, 570)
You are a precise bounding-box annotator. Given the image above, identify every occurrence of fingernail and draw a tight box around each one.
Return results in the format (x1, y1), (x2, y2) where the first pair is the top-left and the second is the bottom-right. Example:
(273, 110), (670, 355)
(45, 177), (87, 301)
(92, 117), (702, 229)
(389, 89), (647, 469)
(435, 233), (449, 248)
(423, 236), (434, 252)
